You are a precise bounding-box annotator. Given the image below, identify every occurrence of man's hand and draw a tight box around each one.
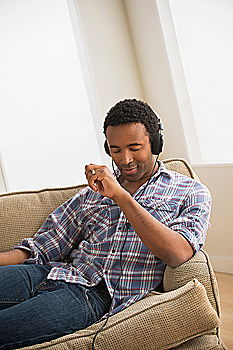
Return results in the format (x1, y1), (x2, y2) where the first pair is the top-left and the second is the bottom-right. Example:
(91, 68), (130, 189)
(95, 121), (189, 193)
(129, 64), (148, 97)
(85, 164), (125, 200)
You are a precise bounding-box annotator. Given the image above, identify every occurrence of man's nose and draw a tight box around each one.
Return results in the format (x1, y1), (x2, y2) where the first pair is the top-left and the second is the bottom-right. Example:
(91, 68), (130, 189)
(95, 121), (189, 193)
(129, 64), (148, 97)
(121, 150), (133, 165)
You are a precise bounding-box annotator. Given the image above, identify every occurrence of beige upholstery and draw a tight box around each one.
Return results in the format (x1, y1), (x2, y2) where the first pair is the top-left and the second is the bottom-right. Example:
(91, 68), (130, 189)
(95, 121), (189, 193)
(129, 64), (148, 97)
(0, 184), (87, 252)
(20, 280), (220, 350)
(0, 159), (226, 349)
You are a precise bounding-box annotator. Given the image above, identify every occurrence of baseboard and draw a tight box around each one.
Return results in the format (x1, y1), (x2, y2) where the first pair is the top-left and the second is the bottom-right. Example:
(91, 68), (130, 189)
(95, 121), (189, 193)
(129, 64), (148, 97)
(209, 254), (233, 274)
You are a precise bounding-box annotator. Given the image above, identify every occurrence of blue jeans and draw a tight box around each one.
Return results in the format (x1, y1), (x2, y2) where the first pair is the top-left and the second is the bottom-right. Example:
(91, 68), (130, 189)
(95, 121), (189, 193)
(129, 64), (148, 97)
(0, 264), (111, 349)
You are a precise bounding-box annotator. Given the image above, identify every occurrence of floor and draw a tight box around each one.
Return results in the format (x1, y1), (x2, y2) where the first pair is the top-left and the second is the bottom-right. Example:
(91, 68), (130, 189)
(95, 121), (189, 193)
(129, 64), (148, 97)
(215, 272), (233, 349)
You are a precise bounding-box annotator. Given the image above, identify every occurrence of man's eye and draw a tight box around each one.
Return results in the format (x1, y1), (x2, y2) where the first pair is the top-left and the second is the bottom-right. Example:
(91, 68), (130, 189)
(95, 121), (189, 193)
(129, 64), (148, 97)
(130, 148), (140, 152)
(112, 150), (121, 154)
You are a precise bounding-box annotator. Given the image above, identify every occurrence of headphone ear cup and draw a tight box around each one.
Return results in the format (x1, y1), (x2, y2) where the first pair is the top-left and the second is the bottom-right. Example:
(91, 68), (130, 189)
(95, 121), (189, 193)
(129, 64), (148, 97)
(104, 140), (111, 156)
(151, 133), (164, 155)
(159, 134), (164, 154)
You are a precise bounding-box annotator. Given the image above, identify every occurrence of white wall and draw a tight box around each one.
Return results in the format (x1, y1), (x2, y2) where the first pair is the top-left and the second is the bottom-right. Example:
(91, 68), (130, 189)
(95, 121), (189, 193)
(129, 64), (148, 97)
(0, 158), (7, 193)
(123, 0), (190, 161)
(73, 0), (144, 120)
(193, 164), (233, 273)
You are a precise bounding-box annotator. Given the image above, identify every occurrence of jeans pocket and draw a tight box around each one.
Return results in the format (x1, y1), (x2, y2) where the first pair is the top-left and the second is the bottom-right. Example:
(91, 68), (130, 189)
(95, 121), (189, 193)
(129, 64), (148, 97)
(33, 280), (63, 295)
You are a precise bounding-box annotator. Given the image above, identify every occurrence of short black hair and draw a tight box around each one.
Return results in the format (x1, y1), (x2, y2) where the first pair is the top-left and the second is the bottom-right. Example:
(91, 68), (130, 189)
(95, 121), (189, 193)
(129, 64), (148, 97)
(103, 98), (160, 143)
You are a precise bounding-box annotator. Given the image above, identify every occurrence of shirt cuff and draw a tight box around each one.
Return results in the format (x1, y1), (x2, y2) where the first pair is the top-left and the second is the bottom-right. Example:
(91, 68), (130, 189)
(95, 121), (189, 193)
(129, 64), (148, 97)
(13, 241), (38, 264)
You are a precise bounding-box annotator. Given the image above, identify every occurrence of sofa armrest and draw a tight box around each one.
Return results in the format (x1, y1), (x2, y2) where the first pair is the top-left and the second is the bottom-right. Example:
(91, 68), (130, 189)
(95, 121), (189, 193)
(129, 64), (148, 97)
(21, 279), (220, 350)
(163, 250), (221, 317)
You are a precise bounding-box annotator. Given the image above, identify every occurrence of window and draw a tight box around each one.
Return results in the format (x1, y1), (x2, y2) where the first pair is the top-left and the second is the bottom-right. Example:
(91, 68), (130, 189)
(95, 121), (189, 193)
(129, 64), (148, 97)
(0, 0), (102, 191)
(160, 0), (233, 163)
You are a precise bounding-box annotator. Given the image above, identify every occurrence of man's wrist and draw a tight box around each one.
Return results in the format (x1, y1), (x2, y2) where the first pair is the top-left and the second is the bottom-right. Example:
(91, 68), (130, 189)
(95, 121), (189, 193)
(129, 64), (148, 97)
(14, 248), (31, 262)
(112, 189), (132, 205)
(0, 249), (31, 266)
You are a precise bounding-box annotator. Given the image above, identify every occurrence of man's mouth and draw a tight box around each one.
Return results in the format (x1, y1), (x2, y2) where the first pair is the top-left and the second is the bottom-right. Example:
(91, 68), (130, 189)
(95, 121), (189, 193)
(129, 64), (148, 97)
(121, 166), (138, 175)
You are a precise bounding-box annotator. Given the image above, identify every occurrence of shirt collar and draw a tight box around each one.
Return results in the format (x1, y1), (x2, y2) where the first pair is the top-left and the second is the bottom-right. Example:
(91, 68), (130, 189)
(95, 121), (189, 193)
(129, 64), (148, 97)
(152, 160), (173, 180)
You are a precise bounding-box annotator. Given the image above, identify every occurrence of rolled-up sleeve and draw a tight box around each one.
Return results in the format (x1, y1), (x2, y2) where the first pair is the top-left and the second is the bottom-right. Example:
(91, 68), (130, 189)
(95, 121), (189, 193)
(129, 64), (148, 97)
(169, 183), (212, 252)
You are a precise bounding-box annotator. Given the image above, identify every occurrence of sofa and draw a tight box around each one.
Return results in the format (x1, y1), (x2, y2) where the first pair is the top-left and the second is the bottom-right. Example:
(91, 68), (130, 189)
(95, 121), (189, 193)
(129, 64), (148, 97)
(0, 158), (226, 350)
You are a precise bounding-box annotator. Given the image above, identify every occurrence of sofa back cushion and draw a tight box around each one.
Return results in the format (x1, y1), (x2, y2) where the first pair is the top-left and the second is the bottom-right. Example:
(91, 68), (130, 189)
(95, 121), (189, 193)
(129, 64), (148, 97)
(163, 158), (199, 180)
(0, 158), (198, 252)
(0, 185), (86, 251)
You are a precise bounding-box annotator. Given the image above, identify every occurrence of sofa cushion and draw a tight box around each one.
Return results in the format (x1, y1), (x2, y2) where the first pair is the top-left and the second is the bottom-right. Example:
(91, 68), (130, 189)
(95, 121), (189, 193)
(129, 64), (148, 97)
(0, 185), (86, 251)
(21, 279), (220, 350)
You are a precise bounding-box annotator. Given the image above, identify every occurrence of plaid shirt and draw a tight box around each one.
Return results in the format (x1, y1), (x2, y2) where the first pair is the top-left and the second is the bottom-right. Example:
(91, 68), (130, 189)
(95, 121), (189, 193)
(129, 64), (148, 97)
(16, 161), (211, 315)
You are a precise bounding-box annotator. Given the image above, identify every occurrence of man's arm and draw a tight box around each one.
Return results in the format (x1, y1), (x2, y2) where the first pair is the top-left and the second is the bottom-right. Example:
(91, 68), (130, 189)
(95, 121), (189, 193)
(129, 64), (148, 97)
(112, 191), (194, 267)
(0, 249), (31, 266)
(85, 164), (200, 268)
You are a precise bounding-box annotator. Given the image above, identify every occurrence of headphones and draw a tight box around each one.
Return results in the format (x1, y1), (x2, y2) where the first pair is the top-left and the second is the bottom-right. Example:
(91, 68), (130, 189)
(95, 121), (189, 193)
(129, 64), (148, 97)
(104, 119), (164, 156)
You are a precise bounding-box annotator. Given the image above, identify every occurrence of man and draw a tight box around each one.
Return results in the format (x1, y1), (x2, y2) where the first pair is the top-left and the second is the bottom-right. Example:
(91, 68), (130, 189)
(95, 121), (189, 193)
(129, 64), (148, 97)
(0, 99), (211, 349)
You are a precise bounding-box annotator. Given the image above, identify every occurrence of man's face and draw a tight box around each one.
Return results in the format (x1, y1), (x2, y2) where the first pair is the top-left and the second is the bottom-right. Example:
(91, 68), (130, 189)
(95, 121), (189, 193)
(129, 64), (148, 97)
(106, 123), (155, 183)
